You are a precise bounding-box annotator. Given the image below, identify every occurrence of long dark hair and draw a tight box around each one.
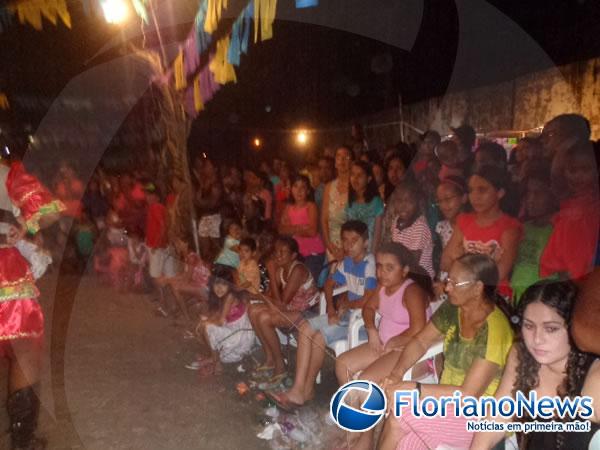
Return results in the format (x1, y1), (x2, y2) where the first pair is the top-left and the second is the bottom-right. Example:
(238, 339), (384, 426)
(513, 280), (595, 449)
(377, 242), (433, 297)
(349, 160), (379, 206)
(207, 265), (239, 312)
(289, 174), (315, 203)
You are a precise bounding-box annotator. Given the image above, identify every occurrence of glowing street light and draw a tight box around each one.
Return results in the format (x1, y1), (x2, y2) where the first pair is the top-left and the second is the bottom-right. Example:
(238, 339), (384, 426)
(253, 137), (262, 148)
(296, 130), (308, 145)
(101, 0), (130, 24)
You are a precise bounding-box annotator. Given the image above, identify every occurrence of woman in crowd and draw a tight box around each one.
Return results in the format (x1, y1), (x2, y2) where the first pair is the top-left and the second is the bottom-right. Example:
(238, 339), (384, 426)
(194, 156), (224, 262)
(248, 236), (319, 383)
(471, 280), (600, 449)
(345, 160), (384, 252)
(378, 254), (514, 450)
(321, 146), (352, 262)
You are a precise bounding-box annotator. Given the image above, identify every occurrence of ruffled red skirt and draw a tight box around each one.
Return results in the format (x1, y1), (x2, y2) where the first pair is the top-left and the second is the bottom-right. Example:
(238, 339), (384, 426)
(0, 247), (43, 343)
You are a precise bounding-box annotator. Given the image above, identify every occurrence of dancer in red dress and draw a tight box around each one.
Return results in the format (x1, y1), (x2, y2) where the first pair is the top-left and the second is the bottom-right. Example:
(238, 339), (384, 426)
(0, 157), (64, 450)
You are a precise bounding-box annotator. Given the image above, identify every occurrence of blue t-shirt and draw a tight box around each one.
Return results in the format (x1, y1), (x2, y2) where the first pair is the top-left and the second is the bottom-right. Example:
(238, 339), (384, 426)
(331, 254), (377, 301)
(345, 197), (384, 250)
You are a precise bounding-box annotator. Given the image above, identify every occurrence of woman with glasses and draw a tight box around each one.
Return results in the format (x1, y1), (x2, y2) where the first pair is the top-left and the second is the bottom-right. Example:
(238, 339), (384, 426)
(377, 253), (514, 450)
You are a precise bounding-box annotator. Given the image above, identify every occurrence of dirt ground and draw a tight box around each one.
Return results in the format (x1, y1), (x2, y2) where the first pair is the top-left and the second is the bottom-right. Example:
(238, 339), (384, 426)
(0, 272), (339, 449)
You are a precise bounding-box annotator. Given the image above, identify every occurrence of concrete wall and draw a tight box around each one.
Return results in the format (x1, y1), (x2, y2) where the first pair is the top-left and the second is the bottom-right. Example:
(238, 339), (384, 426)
(324, 57), (600, 149)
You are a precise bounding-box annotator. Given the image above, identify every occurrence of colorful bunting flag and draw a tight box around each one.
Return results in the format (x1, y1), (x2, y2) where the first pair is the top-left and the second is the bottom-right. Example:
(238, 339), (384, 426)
(254, 0), (277, 43)
(209, 35), (237, 84)
(174, 49), (187, 90)
(193, 75), (204, 112)
(10, 0), (71, 30)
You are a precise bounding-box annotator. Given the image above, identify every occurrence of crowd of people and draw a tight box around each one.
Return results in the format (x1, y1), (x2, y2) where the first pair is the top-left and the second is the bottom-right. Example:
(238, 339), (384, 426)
(4, 112), (600, 449)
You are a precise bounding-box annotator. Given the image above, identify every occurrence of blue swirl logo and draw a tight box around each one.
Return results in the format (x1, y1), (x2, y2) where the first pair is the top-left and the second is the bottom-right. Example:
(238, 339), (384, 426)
(330, 380), (387, 432)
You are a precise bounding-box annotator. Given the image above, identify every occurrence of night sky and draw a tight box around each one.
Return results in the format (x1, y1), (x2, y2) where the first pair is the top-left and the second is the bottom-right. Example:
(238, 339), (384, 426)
(1, 0), (600, 161)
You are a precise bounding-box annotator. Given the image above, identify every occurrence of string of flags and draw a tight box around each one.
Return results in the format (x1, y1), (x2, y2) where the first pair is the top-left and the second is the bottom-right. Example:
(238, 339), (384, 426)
(0, 0), (319, 116)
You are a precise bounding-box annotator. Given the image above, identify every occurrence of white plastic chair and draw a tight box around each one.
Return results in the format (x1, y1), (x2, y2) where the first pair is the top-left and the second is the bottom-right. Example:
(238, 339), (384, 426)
(402, 340), (444, 383)
(276, 286), (347, 355)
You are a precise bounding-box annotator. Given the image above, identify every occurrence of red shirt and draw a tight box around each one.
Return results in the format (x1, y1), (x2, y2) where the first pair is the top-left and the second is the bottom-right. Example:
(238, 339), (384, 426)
(541, 195), (600, 280)
(457, 212), (522, 296)
(145, 203), (168, 249)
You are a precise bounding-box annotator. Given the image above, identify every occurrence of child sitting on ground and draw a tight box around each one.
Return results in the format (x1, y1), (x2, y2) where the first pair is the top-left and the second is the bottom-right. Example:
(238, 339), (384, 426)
(237, 237), (261, 295)
(155, 238), (211, 330)
(185, 266), (255, 376)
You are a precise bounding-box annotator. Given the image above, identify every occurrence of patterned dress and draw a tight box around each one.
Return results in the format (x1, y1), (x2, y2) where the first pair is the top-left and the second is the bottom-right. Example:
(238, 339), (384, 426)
(0, 162), (64, 351)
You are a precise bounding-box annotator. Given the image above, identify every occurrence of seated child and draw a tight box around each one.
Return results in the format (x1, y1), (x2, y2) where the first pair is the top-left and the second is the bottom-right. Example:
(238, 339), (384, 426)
(214, 219), (242, 269)
(166, 238), (211, 329)
(266, 220), (377, 409)
(185, 266), (255, 376)
(237, 237), (261, 295)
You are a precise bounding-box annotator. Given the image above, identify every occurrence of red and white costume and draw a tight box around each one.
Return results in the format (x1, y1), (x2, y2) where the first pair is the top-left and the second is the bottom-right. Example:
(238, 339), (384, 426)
(0, 161), (64, 351)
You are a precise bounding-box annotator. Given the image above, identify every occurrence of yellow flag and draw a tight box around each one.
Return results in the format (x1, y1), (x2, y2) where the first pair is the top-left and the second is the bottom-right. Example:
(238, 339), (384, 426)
(209, 36), (237, 85)
(12, 0), (71, 30)
(193, 76), (204, 112)
(254, 0), (277, 43)
(174, 49), (187, 90)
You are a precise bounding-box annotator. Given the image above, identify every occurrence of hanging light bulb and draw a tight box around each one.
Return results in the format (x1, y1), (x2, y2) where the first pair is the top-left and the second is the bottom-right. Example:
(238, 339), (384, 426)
(101, 0), (130, 24)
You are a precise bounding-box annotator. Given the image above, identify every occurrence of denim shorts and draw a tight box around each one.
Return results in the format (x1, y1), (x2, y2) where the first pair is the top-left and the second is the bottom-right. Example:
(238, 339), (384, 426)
(307, 310), (367, 346)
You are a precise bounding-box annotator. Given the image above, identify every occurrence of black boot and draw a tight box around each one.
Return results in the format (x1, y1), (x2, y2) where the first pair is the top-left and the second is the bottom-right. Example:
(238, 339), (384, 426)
(7, 385), (45, 450)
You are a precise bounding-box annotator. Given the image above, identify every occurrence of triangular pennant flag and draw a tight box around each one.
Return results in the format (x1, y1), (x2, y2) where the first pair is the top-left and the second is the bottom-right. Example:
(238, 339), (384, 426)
(193, 75), (204, 112)
(209, 36), (236, 85)
(174, 49), (187, 90)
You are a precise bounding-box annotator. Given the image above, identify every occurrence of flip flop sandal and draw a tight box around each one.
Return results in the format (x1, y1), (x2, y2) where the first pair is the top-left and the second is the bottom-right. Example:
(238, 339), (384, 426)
(265, 391), (302, 413)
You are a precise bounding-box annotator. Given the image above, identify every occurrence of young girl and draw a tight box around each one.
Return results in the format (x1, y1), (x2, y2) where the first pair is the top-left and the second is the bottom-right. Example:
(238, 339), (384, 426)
(186, 266), (255, 375)
(248, 237), (320, 382)
(471, 280), (600, 450)
(214, 219), (242, 269)
(237, 237), (261, 295)
(435, 176), (467, 249)
(346, 160), (384, 252)
(390, 179), (435, 279)
(442, 165), (522, 298)
(126, 227), (148, 292)
(278, 174), (325, 282)
(541, 142), (600, 280)
(332, 243), (432, 450)
(510, 168), (558, 303)
(335, 242), (432, 384)
(93, 232), (129, 291)
(166, 238), (211, 329)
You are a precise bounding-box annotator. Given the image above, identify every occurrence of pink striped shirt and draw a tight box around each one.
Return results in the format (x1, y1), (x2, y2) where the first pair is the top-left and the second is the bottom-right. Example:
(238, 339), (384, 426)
(391, 215), (435, 278)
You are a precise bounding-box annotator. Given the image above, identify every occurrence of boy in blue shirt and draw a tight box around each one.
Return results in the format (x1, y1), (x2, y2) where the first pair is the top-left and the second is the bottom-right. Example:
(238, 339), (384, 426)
(267, 220), (376, 409)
